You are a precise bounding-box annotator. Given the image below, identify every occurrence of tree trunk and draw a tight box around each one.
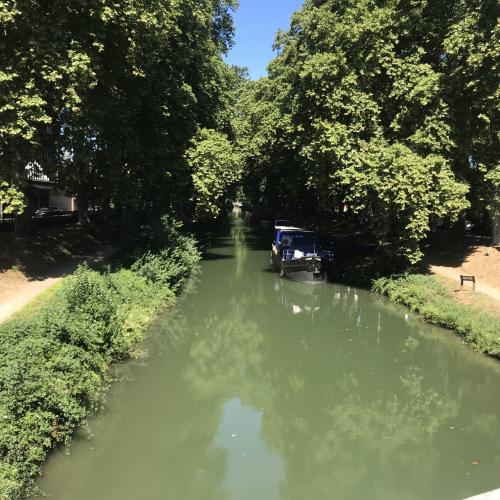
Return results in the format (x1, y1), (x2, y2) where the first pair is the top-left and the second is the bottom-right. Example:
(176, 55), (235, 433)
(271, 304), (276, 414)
(452, 213), (466, 242)
(490, 208), (500, 246)
(77, 194), (91, 226)
(15, 193), (32, 233)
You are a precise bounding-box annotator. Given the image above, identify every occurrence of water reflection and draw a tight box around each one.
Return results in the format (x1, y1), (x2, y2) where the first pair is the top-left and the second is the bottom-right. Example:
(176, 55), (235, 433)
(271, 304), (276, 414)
(231, 221), (247, 281)
(213, 399), (284, 500)
(36, 218), (500, 500)
(275, 279), (323, 321)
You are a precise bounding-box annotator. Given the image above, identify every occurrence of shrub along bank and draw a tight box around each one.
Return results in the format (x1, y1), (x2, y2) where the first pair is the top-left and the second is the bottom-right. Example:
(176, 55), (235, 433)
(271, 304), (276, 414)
(0, 217), (200, 499)
(373, 275), (500, 357)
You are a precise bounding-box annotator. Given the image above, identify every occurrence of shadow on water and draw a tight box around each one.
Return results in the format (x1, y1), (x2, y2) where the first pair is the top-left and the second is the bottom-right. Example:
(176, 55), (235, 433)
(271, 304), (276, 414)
(202, 252), (235, 261)
(36, 213), (500, 500)
(201, 241), (236, 250)
(261, 267), (276, 274)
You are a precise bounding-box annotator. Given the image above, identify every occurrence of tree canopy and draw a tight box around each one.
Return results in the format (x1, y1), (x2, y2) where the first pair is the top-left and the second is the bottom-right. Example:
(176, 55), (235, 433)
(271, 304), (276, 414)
(236, 0), (499, 259)
(0, 181), (24, 218)
(187, 128), (242, 220)
(0, 0), (240, 225)
(0, 0), (498, 252)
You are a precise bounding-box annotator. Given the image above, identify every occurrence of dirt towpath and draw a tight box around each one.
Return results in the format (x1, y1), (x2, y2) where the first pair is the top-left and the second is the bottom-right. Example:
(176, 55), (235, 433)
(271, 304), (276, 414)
(0, 246), (114, 324)
(428, 245), (500, 303)
(431, 265), (500, 302)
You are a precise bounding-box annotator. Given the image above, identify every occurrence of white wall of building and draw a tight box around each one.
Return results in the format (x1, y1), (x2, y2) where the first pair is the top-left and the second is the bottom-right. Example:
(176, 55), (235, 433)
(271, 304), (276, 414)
(50, 191), (77, 211)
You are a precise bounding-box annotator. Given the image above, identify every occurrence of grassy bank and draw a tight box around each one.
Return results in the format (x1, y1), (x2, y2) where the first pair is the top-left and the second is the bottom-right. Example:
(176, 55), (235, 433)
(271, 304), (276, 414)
(0, 217), (200, 499)
(373, 274), (500, 357)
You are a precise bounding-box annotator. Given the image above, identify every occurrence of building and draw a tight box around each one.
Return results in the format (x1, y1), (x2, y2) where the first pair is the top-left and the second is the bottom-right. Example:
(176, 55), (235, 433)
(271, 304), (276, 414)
(25, 163), (77, 212)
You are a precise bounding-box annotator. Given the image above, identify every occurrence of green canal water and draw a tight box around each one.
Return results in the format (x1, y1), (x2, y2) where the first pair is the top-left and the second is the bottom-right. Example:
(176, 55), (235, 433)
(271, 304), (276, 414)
(36, 216), (500, 500)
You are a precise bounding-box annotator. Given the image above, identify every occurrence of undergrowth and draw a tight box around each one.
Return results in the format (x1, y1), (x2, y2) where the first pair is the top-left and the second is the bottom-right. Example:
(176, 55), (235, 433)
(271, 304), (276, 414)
(0, 216), (200, 499)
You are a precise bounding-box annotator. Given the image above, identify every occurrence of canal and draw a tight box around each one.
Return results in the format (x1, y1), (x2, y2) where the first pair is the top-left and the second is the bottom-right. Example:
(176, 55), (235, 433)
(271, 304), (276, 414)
(36, 216), (500, 500)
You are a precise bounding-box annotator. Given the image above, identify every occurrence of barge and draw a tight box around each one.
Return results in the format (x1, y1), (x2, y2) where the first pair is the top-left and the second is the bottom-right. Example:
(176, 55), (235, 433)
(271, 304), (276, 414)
(271, 224), (333, 283)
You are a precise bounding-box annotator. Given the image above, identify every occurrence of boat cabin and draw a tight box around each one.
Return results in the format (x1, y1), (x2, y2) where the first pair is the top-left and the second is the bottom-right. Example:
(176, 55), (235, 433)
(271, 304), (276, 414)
(274, 226), (319, 260)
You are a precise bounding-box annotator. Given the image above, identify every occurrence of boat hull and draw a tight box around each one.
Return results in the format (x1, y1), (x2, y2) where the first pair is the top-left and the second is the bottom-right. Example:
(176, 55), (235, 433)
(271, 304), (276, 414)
(272, 252), (327, 284)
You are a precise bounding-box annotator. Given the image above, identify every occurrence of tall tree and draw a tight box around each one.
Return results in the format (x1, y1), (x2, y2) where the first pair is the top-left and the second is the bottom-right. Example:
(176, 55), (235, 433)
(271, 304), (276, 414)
(237, 0), (497, 262)
(0, 0), (239, 226)
(443, 0), (499, 243)
(186, 128), (242, 220)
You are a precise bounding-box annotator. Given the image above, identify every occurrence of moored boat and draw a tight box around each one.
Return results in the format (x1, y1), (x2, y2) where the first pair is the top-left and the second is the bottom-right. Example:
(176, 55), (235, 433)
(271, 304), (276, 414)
(271, 223), (333, 283)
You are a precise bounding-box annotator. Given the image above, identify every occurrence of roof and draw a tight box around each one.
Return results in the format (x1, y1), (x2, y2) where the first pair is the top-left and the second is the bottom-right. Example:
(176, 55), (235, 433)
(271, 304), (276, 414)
(275, 226), (313, 233)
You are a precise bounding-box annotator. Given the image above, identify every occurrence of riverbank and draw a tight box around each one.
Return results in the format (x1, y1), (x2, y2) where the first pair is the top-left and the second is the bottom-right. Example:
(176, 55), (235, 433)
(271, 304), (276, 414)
(373, 274), (500, 358)
(0, 217), (200, 499)
(0, 225), (116, 324)
(0, 246), (116, 325)
(426, 243), (500, 303)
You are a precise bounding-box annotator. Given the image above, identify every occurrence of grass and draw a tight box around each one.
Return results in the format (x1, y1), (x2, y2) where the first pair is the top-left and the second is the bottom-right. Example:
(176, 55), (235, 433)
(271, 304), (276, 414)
(373, 274), (500, 357)
(435, 275), (500, 317)
(7, 283), (63, 323)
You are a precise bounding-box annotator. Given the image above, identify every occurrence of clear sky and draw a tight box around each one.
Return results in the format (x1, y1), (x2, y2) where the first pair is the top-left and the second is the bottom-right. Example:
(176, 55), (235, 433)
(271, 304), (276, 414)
(225, 0), (304, 80)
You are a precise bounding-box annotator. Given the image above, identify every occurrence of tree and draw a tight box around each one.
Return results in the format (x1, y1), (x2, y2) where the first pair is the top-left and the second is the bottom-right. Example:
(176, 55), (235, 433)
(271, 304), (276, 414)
(484, 166), (500, 245)
(0, 181), (24, 219)
(186, 129), (242, 219)
(0, 0), (240, 228)
(443, 0), (499, 244)
(0, 0), (53, 183)
(237, 0), (480, 262)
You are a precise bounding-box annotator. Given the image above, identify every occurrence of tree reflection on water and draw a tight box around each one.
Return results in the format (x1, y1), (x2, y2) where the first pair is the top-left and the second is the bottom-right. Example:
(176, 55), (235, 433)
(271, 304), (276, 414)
(174, 229), (500, 499)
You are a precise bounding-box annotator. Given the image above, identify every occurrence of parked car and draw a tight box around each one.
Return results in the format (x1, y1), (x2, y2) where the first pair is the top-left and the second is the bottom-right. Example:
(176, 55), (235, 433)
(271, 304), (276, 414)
(49, 205), (64, 213)
(34, 206), (65, 217)
(34, 207), (49, 217)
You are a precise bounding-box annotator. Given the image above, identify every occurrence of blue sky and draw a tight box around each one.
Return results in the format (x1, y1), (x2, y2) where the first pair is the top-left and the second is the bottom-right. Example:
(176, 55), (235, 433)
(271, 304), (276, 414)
(225, 0), (304, 80)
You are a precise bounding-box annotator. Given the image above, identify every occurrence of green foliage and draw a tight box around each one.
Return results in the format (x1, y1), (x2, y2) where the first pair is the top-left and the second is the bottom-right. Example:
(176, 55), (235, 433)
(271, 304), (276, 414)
(236, 0), (500, 261)
(484, 166), (500, 211)
(0, 222), (199, 498)
(483, 165), (500, 244)
(336, 143), (469, 262)
(443, 0), (499, 241)
(132, 216), (201, 290)
(0, 181), (24, 217)
(186, 128), (242, 219)
(373, 275), (500, 356)
(0, 0), (238, 222)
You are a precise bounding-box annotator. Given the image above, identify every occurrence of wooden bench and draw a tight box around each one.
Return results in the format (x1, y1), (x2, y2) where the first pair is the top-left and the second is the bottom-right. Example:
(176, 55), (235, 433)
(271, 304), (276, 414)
(460, 275), (476, 291)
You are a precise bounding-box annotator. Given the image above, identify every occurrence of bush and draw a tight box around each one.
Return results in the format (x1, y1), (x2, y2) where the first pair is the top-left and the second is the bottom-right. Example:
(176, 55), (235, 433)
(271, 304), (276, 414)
(373, 274), (500, 356)
(108, 269), (176, 352)
(0, 218), (200, 498)
(131, 216), (200, 291)
(0, 314), (108, 498)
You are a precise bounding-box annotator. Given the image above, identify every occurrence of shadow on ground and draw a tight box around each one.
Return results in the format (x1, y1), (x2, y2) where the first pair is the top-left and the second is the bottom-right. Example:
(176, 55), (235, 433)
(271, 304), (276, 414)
(0, 226), (109, 281)
(420, 236), (483, 271)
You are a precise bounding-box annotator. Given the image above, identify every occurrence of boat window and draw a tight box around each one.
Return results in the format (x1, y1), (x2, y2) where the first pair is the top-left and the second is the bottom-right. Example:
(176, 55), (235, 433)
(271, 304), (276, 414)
(281, 232), (318, 253)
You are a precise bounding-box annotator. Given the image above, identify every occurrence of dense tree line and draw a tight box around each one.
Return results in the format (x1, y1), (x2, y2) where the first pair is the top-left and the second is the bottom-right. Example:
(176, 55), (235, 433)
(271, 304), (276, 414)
(1, 0), (498, 257)
(0, 0), (241, 228)
(236, 0), (499, 261)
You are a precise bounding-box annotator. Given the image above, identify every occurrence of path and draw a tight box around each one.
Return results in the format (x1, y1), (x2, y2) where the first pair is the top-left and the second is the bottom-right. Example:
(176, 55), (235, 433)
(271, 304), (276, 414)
(431, 265), (500, 302)
(427, 244), (500, 304)
(0, 246), (115, 324)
